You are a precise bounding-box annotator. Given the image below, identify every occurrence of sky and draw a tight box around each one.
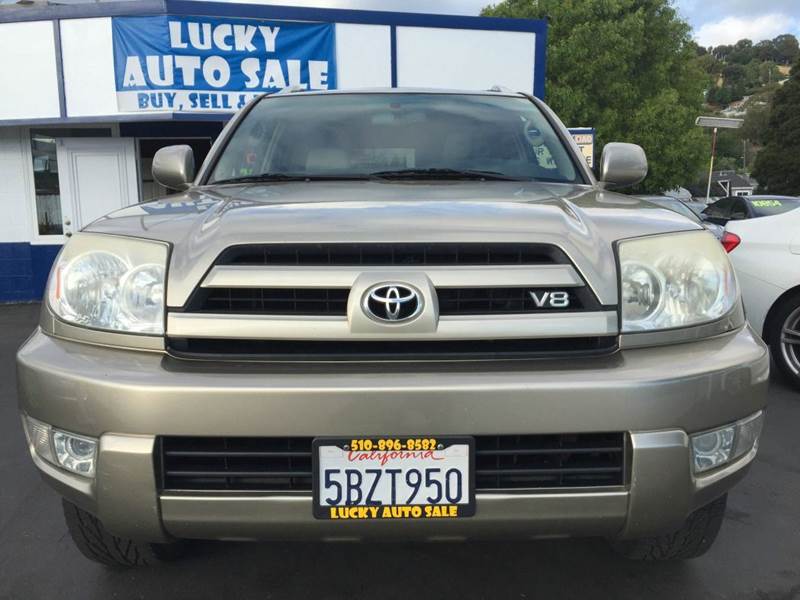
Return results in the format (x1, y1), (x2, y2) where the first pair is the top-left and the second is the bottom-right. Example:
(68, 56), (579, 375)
(233, 0), (800, 48)
(678, 0), (800, 47)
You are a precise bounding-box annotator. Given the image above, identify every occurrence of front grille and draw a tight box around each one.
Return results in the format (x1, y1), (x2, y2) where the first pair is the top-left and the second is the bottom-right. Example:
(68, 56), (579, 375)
(187, 287), (602, 316)
(197, 288), (349, 315)
(214, 243), (569, 266)
(166, 336), (618, 362)
(437, 287), (599, 315)
(173, 242), (613, 361)
(157, 433), (626, 492)
(158, 437), (313, 492)
(474, 433), (625, 489)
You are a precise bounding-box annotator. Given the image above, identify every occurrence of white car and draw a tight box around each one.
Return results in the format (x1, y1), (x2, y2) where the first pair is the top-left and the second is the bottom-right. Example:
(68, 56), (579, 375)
(725, 208), (800, 389)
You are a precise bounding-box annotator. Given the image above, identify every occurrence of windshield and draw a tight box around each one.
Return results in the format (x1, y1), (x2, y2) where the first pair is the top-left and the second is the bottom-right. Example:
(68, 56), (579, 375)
(208, 94), (582, 184)
(750, 197), (800, 217)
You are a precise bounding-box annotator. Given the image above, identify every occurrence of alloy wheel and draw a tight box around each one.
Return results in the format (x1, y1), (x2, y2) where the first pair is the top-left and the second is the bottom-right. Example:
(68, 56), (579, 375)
(780, 305), (800, 376)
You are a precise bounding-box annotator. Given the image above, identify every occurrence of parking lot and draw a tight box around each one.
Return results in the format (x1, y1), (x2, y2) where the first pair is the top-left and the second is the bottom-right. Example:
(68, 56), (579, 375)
(1, 302), (799, 600)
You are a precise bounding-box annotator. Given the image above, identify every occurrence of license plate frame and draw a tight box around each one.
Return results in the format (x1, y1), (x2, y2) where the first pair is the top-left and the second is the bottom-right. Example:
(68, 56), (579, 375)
(312, 436), (475, 520)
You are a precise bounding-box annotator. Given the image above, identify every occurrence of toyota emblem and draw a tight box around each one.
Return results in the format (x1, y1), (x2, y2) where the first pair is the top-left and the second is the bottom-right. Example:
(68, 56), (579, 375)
(363, 283), (423, 322)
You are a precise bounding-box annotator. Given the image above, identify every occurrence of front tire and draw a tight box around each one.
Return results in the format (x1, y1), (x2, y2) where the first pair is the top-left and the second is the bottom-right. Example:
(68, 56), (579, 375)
(611, 494), (727, 561)
(765, 292), (800, 390)
(62, 499), (185, 567)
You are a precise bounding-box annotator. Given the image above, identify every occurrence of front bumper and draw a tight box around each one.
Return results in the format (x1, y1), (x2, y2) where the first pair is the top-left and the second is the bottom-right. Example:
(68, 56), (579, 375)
(17, 326), (769, 543)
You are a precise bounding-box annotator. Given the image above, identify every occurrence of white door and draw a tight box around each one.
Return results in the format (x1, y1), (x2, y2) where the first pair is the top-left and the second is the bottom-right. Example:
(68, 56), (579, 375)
(56, 138), (138, 235)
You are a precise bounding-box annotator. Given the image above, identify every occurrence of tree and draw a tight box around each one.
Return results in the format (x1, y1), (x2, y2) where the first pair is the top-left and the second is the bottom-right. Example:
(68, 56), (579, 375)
(728, 39), (754, 65)
(712, 86), (732, 105)
(715, 128), (743, 162)
(690, 41), (708, 56)
(714, 156), (739, 172)
(758, 61), (780, 85)
(709, 58), (766, 102)
(713, 44), (733, 61)
(722, 63), (747, 95)
(752, 60), (800, 194)
(754, 40), (778, 63)
(773, 34), (800, 65)
(696, 53), (721, 75)
(481, 0), (706, 193)
(742, 59), (762, 90)
(742, 101), (771, 146)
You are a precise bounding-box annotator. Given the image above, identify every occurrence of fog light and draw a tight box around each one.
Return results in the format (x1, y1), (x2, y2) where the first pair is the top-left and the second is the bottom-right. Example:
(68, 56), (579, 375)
(692, 427), (735, 473)
(53, 431), (97, 477)
(22, 414), (97, 478)
(691, 411), (764, 474)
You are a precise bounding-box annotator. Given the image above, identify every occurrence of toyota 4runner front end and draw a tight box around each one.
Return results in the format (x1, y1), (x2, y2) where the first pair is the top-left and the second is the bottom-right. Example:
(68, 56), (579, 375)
(17, 90), (768, 566)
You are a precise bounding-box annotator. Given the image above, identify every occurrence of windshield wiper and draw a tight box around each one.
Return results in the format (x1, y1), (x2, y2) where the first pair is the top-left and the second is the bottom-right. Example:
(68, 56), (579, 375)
(369, 168), (524, 181)
(212, 168), (524, 185)
(211, 173), (369, 185)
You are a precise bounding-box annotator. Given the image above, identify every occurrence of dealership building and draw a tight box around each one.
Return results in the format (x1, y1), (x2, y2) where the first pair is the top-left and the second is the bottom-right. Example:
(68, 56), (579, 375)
(0, 0), (555, 302)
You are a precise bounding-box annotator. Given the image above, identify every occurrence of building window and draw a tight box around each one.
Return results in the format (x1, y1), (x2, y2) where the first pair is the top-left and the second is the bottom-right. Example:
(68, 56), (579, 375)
(30, 133), (62, 236)
(29, 128), (112, 236)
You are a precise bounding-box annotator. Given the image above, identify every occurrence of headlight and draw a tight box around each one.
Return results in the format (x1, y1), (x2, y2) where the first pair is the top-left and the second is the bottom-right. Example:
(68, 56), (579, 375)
(48, 233), (168, 334)
(618, 231), (737, 332)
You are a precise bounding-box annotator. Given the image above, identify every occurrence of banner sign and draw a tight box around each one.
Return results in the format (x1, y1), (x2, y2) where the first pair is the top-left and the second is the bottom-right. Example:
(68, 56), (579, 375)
(568, 127), (595, 168)
(112, 16), (336, 112)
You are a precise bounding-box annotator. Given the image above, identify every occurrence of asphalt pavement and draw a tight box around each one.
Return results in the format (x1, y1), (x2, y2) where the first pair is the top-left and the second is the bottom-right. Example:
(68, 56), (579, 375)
(1, 303), (798, 600)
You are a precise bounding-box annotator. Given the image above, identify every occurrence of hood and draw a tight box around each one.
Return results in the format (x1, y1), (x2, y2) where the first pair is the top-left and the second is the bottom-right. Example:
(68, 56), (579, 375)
(84, 180), (701, 307)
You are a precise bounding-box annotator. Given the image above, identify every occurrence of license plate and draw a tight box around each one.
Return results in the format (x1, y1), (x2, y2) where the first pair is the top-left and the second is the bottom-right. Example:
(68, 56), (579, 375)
(312, 436), (475, 520)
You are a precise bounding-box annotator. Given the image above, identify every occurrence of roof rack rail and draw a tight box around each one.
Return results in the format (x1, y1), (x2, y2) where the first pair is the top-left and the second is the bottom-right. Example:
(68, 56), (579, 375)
(272, 85), (308, 95)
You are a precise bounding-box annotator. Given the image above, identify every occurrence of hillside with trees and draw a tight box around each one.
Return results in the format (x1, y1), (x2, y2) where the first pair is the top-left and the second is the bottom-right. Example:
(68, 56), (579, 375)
(694, 35), (798, 189)
(752, 61), (800, 195)
(696, 35), (799, 107)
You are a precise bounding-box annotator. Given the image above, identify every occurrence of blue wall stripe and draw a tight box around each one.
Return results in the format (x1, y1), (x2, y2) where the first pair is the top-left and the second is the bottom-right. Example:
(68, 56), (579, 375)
(0, 243), (61, 303)
(390, 25), (398, 88)
(165, 1), (547, 34)
(52, 19), (67, 118)
(2, 0), (546, 36)
(30, 244), (62, 301)
(533, 22), (548, 99)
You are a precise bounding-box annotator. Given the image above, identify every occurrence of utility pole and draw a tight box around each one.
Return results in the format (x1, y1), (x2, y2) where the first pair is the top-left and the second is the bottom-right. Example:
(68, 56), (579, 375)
(743, 139), (747, 171)
(695, 116), (744, 202)
(705, 127), (718, 202)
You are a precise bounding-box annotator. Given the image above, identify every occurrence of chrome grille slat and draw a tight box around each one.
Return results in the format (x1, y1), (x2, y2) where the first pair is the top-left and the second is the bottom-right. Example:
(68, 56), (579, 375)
(167, 311), (618, 340)
(200, 264), (584, 289)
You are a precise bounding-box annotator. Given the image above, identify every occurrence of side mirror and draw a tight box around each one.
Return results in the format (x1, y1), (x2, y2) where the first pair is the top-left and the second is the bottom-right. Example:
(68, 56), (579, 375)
(152, 145), (195, 191)
(599, 142), (648, 188)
